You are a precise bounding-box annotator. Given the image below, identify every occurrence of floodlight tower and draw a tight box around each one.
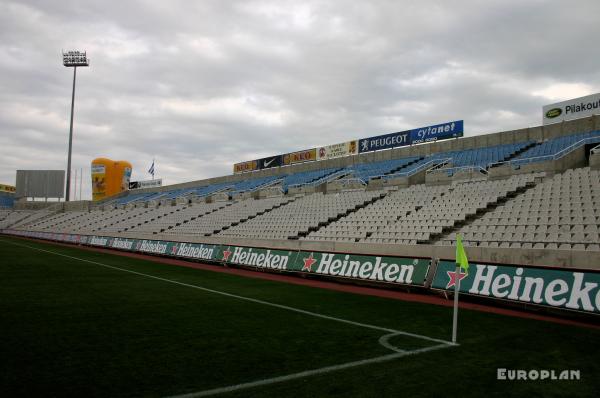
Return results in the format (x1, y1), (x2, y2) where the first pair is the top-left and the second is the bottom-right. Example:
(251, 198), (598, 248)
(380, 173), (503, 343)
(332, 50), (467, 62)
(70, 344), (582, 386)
(62, 50), (89, 201)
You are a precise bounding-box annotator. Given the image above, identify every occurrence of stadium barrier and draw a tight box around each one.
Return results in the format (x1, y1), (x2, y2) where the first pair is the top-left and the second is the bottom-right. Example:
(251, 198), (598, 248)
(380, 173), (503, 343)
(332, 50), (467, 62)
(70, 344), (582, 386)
(2, 229), (599, 315)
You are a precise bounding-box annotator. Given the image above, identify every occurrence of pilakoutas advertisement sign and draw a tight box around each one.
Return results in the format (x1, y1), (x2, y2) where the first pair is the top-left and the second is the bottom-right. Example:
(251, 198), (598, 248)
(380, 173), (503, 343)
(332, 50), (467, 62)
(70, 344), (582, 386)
(543, 93), (600, 125)
(433, 261), (600, 314)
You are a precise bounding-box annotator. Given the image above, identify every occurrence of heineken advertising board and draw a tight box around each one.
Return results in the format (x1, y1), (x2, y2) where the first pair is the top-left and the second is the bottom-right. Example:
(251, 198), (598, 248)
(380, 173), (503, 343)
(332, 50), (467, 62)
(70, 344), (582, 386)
(217, 246), (430, 286)
(218, 245), (298, 271)
(86, 236), (221, 262)
(0, 230), (429, 287)
(294, 251), (430, 285)
(433, 261), (600, 314)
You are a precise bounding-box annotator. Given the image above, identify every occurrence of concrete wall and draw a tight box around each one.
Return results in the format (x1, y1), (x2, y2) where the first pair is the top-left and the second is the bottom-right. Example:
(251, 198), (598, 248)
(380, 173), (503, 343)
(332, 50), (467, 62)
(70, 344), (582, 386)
(590, 148), (600, 170)
(14, 201), (60, 210)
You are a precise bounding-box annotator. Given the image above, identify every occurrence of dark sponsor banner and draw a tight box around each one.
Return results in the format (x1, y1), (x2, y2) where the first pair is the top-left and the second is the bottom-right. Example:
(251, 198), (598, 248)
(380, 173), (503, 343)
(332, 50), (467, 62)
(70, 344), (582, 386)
(293, 251), (430, 285)
(233, 160), (258, 174)
(410, 120), (463, 144)
(258, 155), (283, 170)
(358, 131), (411, 153)
(129, 179), (162, 190)
(432, 261), (600, 314)
(283, 149), (317, 165)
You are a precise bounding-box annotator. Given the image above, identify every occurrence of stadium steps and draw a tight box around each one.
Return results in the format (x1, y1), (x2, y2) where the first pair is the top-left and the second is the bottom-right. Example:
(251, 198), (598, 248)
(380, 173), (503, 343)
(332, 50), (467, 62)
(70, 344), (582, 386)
(421, 178), (541, 245)
(384, 156), (425, 176)
(364, 207), (422, 241)
(11, 210), (59, 228)
(27, 211), (88, 231)
(122, 205), (193, 232)
(308, 168), (349, 186)
(207, 196), (300, 236)
(489, 141), (538, 168)
(160, 203), (232, 234)
(292, 191), (389, 240)
(80, 210), (137, 232)
(360, 190), (449, 243)
(93, 209), (156, 232)
(121, 205), (198, 233)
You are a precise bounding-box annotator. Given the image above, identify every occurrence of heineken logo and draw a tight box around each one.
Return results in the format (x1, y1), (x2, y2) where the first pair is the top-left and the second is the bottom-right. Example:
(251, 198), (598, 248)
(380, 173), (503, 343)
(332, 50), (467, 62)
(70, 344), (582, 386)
(227, 247), (290, 270)
(434, 262), (600, 314)
(545, 108), (562, 118)
(89, 236), (108, 246)
(175, 242), (214, 260)
(138, 240), (168, 255)
(112, 238), (135, 250)
(222, 248), (232, 261)
(302, 253), (317, 271)
(311, 253), (426, 284)
(446, 268), (468, 289)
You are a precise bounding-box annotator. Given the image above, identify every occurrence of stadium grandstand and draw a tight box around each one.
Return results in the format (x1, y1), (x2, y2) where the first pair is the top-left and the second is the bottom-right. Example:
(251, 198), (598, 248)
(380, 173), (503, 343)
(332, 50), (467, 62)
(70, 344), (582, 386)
(2, 115), (600, 317)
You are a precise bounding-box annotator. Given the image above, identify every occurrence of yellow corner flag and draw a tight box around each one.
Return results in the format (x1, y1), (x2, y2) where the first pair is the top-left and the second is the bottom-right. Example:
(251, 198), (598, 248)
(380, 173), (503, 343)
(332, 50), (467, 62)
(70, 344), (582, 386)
(456, 234), (469, 273)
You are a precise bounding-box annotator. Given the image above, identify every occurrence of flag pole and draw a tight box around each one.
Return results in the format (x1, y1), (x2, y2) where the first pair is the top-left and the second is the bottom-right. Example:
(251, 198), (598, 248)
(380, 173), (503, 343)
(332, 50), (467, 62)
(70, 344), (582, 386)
(451, 264), (461, 344)
(452, 234), (468, 344)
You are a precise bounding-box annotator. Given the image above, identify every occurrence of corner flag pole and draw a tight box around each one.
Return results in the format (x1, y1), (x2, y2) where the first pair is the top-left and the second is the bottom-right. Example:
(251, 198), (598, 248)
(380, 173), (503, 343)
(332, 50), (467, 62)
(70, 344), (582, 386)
(451, 263), (461, 344)
(452, 234), (469, 344)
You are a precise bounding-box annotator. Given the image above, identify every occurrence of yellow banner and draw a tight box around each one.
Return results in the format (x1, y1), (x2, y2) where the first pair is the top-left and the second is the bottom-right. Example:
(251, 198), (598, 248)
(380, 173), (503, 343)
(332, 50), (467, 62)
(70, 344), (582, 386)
(234, 160), (258, 174)
(283, 149), (317, 165)
(0, 184), (16, 193)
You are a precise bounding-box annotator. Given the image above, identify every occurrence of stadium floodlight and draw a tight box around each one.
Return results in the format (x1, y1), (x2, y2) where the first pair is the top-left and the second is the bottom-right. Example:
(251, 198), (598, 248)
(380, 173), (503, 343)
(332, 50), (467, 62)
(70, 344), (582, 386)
(62, 50), (89, 201)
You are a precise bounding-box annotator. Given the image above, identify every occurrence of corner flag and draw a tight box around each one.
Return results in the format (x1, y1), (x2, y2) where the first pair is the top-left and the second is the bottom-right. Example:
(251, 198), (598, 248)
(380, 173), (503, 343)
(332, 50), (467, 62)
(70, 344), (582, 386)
(456, 234), (469, 272)
(452, 234), (469, 344)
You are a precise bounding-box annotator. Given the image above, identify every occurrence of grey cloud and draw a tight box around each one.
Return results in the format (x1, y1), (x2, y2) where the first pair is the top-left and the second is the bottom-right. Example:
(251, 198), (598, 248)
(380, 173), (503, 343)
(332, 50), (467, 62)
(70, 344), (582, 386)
(1, 0), (600, 201)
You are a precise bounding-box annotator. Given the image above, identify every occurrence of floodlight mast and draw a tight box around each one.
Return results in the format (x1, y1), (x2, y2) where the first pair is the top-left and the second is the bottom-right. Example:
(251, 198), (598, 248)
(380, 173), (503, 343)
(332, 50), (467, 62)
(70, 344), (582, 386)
(62, 50), (89, 201)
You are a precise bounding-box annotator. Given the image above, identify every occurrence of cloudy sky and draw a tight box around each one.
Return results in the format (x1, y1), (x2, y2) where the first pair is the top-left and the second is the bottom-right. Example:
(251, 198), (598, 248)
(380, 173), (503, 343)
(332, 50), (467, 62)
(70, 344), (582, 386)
(1, 0), (599, 200)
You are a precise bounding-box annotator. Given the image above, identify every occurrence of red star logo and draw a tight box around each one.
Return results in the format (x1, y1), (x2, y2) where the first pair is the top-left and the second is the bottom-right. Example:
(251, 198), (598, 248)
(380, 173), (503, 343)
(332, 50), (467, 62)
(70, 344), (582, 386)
(446, 269), (468, 289)
(222, 248), (232, 261)
(302, 253), (317, 271)
(171, 244), (179, 255)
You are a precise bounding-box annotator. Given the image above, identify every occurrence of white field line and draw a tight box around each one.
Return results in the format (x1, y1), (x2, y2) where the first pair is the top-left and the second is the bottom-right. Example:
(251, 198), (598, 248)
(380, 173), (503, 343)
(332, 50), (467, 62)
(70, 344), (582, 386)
(3, 238), (457, 397)
(167, 343), (451, 398)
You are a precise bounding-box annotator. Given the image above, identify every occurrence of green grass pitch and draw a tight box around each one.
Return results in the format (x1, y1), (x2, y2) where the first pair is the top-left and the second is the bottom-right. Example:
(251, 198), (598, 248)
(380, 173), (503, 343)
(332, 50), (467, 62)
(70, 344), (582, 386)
(0, 236), (598, 397)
